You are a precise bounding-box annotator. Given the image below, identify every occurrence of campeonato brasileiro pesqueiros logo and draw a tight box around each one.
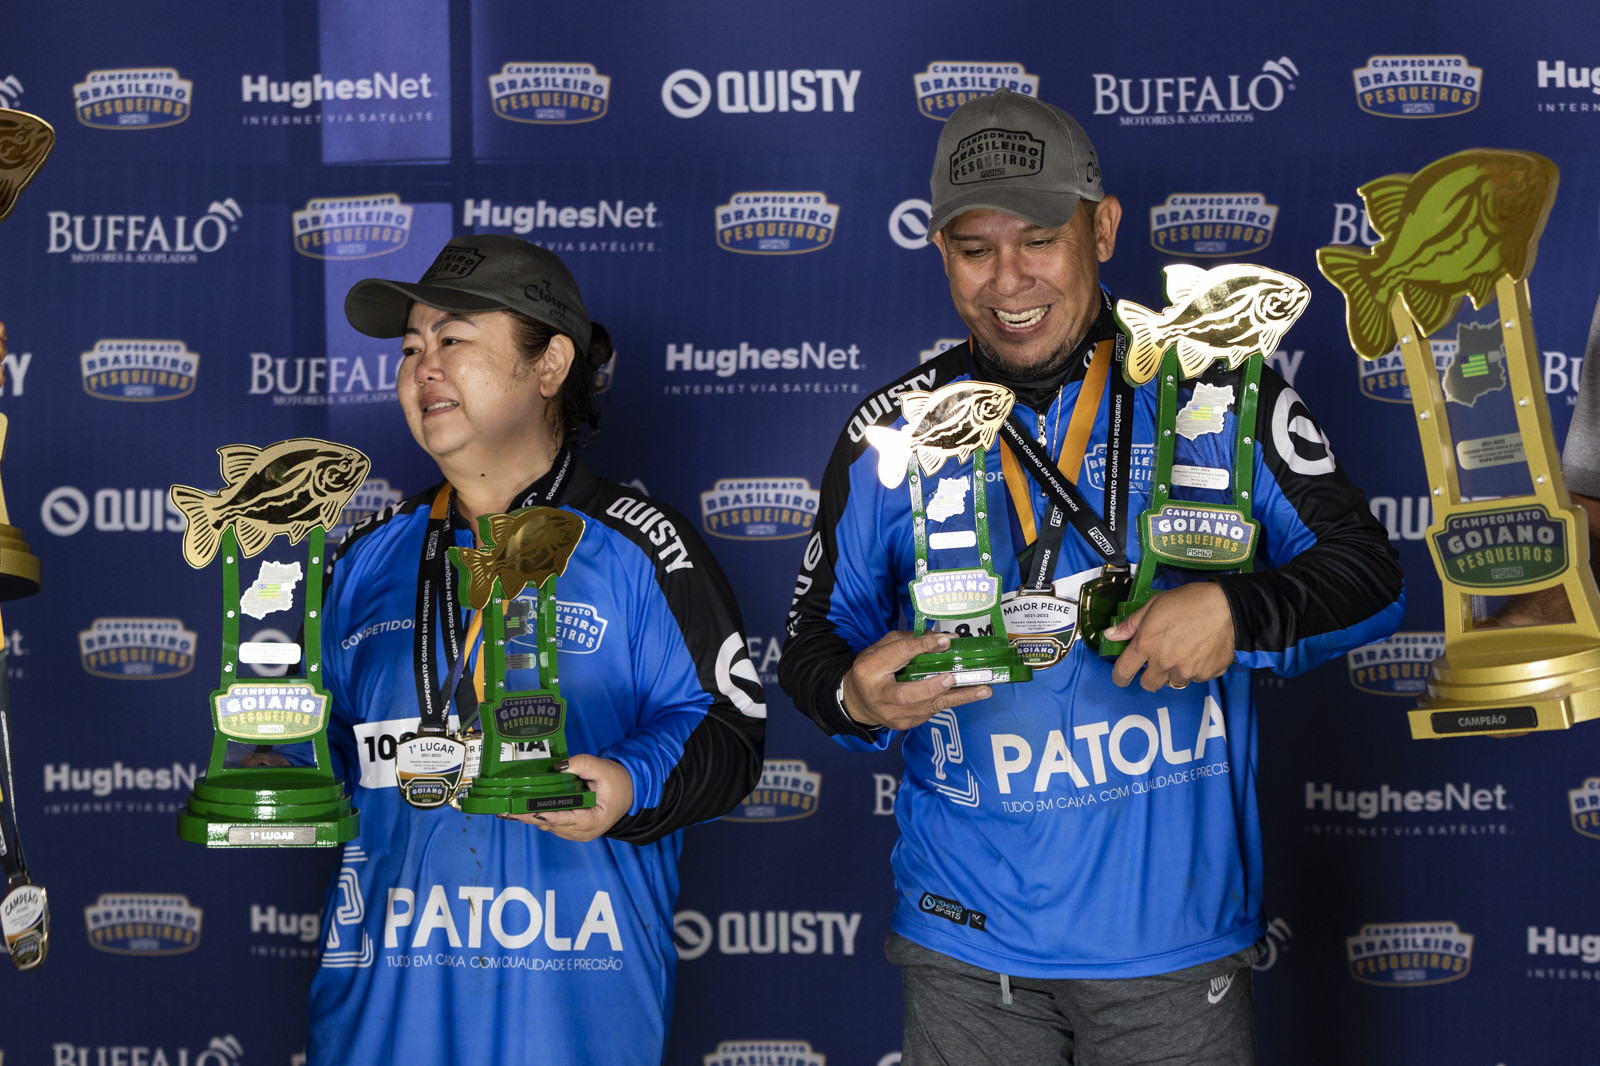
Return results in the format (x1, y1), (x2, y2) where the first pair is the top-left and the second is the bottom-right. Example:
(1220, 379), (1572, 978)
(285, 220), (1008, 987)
(913, 61), (1038, 120)
(292, 193), (413, 260)
(81, 339), (198, 402)
(725, 759), (820, 823)
(700, 478), (818, 540)
(1346, 921), (1473, 986)
(1350, 54), (1482, 118)
(85, 893), (203, 955)
(489, 62), (610, 123)
(74, 67), (192, 129)
(1149, 193), (1277, 258)
(715, 192), (838, 255)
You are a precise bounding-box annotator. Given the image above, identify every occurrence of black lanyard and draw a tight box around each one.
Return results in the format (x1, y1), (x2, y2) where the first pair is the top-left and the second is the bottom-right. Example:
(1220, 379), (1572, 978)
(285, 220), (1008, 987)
(410, 449), (573, 734)
(1001, 329), (1133, 588)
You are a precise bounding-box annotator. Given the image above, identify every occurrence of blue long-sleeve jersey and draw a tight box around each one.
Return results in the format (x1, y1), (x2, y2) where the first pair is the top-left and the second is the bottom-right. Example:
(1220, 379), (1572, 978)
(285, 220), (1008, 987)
(781, 324), (1404, 980)
(307, 458), (765, 1066)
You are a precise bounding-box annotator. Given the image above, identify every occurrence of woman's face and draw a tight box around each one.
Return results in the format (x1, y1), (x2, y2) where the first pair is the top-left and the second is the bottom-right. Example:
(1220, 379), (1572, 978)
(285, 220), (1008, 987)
(398, 306), (558, 470)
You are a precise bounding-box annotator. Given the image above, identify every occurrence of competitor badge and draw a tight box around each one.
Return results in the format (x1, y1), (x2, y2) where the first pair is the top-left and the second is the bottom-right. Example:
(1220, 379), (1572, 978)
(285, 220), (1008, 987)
(1002, 592), (1077, 670)
(393, 733), (468, 810)
(1143, 503), (1257, 569)
(2, 882), (49, 970)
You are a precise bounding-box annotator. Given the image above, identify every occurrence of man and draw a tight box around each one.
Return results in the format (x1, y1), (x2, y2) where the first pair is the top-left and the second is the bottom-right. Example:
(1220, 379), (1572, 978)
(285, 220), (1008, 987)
(779, 89), (1405, 1065)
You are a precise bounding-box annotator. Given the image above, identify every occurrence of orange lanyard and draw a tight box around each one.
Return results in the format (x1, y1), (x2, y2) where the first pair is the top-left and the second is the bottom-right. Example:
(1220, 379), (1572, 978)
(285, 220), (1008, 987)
(999, 337), (1115, 545)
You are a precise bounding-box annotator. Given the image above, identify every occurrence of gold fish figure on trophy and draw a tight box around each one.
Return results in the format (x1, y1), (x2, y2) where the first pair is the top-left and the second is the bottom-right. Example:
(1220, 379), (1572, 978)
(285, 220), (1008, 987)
(171, 439), (371, 568)
(1116, 264), (1311, 385)
(0, 109), (55, 222)
(455, 507), (585, 609)
(863, 381), (1015, 489)
(1316, 149), (1557, 359)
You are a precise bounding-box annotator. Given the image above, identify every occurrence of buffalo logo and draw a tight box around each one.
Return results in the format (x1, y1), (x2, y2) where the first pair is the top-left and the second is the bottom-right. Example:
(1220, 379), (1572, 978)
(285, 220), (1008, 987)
(74, 67), (192, 129)
(489, 62), (610, 124)
(85, 893), (202, 955)
(1346, 632), (1445, 695)
(700, 478), (818, 540)
(715, 191), (838, 255)
(915, 62), (1039, 120)
(80, 339), (198, 402)
(79, 617), (196, 679)
(1352, 55), (1482, 118)
(726, 759), (820, 822)
(1149, 193), (1278, 258)
(1347, 921), (1473, 986)
(292, 193), (412, 260)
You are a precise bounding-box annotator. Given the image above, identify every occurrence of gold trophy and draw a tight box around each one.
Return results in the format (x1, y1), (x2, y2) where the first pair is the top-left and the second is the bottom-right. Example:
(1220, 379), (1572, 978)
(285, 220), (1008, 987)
(1319, 149), (1600, 738)
(0, 106), (53, 968)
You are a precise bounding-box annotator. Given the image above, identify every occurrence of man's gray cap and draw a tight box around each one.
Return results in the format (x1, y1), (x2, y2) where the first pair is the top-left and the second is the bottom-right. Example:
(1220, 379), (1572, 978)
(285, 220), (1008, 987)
(927, 88), (1104, 238)
(345, 233), (592, 358)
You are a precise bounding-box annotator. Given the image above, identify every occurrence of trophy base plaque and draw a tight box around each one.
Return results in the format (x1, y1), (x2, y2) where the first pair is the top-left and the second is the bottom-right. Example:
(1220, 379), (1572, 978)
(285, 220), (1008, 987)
(896, 635), (1034, 687)
(1409, 632), (1600, 738)
(176, 771), (359, 847)
(457, 770), (597, 815)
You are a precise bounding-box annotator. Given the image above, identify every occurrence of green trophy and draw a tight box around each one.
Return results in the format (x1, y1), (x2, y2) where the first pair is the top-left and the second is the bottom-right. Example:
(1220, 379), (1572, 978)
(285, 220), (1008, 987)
(171, 438), (369, 847)
(864, 380), (1032, 686)
(450, 506), (595, 814)
(1078, 264), (1311, 655)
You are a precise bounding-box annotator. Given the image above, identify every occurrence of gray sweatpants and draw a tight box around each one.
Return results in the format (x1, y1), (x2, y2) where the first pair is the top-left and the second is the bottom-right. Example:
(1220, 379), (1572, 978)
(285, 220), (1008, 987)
(888, 932), (1263, 1066)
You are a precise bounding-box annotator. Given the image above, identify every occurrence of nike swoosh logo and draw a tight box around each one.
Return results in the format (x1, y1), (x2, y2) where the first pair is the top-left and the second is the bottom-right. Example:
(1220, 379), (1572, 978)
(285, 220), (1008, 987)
(1207, 974), (1234, 1005)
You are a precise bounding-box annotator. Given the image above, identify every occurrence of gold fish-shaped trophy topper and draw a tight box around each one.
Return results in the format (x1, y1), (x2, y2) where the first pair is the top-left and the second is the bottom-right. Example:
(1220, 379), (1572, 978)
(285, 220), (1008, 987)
(1116, 263), (1311, 385)
(862, 380), (1015, 489)
(0, 109), (56, 223)
(455, 507), (585, 609)
(170, 438), (371, 568)
(1317, 148), (1557, 360)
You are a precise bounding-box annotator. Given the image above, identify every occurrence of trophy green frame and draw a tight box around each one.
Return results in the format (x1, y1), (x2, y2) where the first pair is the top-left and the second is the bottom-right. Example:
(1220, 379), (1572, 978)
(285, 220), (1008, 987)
(864, 380), (1033, 687)
(1078, 263), (1309, 658)
(173, 439), (368, 846)
(452, 507), (596, 814)
(1319, 148), (1600, 739)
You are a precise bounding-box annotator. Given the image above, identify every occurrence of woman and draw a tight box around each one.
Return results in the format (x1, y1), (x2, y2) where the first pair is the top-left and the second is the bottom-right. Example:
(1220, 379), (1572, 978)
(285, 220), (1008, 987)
(306, 234), (766, 1065)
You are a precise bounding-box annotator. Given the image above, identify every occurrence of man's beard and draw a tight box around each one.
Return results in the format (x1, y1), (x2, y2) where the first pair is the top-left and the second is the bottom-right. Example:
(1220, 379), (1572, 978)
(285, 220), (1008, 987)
(973, 337), (1078, 383)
